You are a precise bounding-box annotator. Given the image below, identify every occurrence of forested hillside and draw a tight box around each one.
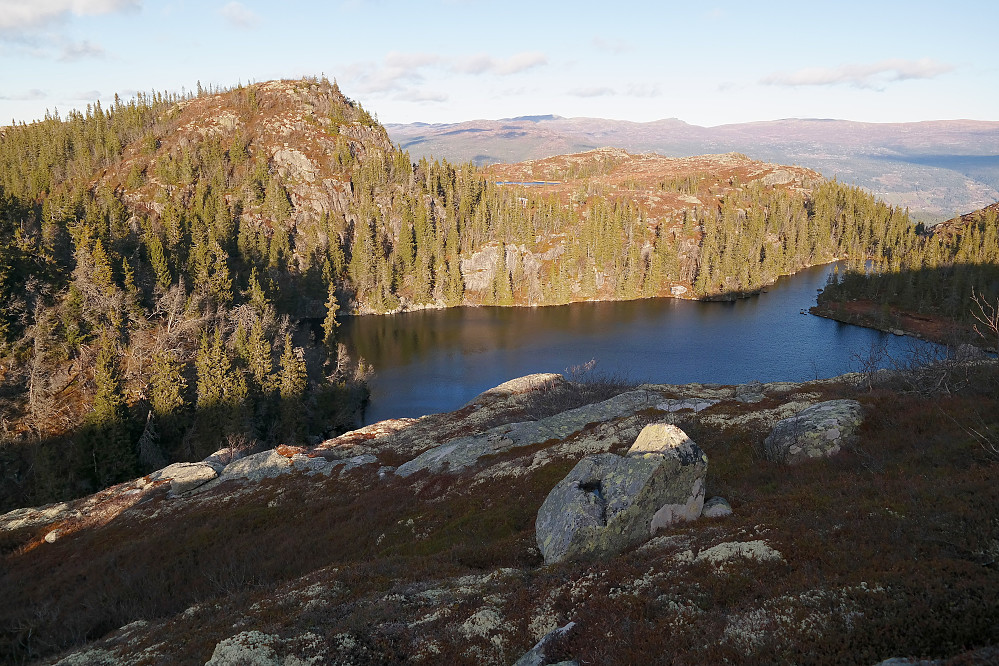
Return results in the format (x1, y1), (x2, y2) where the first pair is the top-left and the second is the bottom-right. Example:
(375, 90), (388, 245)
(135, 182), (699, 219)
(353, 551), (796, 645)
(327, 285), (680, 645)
(0, 78), (935, 510)
(814, 202), (999, 345)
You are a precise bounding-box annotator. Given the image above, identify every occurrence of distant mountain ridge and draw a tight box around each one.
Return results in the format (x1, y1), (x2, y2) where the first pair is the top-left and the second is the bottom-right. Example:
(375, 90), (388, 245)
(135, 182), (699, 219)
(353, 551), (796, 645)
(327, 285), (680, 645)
(387, 116), (999, 223)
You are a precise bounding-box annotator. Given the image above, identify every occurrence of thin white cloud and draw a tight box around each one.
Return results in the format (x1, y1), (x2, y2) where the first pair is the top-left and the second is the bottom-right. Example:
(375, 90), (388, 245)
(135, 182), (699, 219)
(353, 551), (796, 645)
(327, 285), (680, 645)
(0, 33), (108, 61)
(453, 51), (547, 75)
(0, 89), (47, 101)
(569, 86), (616, 98)
(0, 0), (140, 31)
(762, 58), (954, 90)
(592, 37), (629, 54)
(706, 8), (726, 19)
(397, 89), (448, 103)
(346, 59), (428, 95)
(346, 50), (547, 96)
(453, 54), (493, 75)
(626, 83), (661, 98)
(384, 51), (440, 69)
(219, 1), (259, 29)
(58, 38), (105, 61)
(74, 90), (102, 100)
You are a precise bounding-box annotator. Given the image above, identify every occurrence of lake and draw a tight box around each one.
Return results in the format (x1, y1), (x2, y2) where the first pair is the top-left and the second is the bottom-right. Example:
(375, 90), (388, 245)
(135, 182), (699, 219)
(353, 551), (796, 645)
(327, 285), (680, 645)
(340, 263), (924, 424)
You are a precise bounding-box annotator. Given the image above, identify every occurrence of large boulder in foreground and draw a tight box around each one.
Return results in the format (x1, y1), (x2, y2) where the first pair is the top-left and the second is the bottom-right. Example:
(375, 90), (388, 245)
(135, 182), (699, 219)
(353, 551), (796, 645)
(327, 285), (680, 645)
(763, 399), (863, 464)
(536, 423), (707, 564)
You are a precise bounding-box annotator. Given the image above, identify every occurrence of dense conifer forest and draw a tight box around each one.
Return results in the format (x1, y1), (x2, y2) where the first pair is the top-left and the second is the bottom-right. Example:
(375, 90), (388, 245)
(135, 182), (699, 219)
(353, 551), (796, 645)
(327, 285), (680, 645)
(0, 77), (994, 511)
(815, 203), (999, 343)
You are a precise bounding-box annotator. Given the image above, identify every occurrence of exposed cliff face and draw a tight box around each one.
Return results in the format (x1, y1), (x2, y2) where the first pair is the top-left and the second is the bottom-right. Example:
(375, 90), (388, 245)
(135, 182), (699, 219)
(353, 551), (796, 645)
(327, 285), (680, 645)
(3, 365), (996, 665)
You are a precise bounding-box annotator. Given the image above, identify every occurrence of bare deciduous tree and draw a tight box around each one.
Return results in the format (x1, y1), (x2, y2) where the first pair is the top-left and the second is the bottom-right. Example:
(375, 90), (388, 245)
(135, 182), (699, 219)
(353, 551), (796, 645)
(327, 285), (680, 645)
(970, 288), (999, 351)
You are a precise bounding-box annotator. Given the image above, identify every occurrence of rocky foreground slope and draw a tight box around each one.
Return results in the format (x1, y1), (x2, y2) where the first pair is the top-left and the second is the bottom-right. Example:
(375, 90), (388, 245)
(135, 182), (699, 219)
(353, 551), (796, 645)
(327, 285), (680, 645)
(2, 367), (998, 665)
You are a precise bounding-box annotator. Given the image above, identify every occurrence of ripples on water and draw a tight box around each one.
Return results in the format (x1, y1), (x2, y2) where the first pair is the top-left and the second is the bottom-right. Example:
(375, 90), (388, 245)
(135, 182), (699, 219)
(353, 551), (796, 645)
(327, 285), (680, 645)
(341, 263), (933, 424)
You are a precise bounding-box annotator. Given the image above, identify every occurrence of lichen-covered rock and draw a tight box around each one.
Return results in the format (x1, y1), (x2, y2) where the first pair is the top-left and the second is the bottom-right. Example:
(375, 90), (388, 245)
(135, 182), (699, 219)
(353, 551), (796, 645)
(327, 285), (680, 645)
(513, 621), (577, 666)
(535, 423), (707, 564)
(149, 461), (219, 495)
(657, 397), (719, 412)
(205, 631), (280, 666)
(459, 606), (504, 640)
(202, 446), (251, 473)
(395, 389), (657, 477)
(763, 399), (863, 464)
(337, 453), (378, 473)
(465, 373), (567, 408)
(678, 540), (785, 567)
(0, 501), (77, 532)
(735, 380), (765, 403)
(701, 496), (733, 518)
(216, 449), (294, 482)
(51, 648), (118, 665)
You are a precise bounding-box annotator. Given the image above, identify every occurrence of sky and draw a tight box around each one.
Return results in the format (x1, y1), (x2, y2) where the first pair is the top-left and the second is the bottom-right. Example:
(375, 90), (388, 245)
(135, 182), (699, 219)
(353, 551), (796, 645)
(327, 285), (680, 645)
(1, 0), (997, 128)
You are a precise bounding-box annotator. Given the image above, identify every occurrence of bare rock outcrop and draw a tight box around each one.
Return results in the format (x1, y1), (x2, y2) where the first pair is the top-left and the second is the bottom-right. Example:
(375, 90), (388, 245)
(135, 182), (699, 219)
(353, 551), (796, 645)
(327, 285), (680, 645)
(763, 399), (864, 464)
(394, 388), (657, 477)
(735, 380), (766, 403)
(148, 462), (218, 495)
(205, 631), (281, 666)
(535, 423), (707, 564)
(513, 621), (578, 666)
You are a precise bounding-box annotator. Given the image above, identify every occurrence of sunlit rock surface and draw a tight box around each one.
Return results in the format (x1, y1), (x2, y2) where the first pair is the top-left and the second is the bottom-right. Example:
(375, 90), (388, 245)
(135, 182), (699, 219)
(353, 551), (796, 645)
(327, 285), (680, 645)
(535, 423), (707, 564)
(395, 389), (658, 477)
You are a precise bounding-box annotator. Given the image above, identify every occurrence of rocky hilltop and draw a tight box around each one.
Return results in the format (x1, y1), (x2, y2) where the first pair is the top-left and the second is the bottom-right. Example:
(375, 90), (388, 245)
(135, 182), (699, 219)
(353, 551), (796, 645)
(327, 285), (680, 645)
(3, 363), (997, 665)
(387, 116), (999, 223)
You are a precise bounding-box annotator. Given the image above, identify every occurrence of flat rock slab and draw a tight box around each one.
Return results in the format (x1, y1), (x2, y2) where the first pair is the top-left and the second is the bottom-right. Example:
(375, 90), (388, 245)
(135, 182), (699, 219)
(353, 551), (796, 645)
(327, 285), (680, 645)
(678, 540), (785, 567)
(190, 450), (380, 495)
(763, 399), (863, 464)
(536, 423), (707, 564)
(149, 462), (219, 495)
(0, 502), (77, 532)
(657, 398), (719, 413)
(217, 450), (293, 483)
(395, 390), (658, 477)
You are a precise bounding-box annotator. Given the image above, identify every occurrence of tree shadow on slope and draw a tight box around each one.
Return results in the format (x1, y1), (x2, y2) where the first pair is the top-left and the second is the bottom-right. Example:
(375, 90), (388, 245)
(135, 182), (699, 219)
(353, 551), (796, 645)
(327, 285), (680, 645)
(0, 377), (369, 515)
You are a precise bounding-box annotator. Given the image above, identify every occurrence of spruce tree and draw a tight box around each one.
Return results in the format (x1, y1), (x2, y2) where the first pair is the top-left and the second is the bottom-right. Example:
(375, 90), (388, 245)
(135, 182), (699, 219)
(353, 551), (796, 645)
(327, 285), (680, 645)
(87, 332), (137, 487)
(149, 349), (186, 418)
(278, 333), (307, 442)
(322, 283), (340, 348)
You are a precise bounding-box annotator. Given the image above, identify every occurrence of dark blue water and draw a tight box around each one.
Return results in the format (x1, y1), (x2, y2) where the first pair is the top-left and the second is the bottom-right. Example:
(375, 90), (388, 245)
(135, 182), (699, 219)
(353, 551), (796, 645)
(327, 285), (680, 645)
(341, 263), (925, 424)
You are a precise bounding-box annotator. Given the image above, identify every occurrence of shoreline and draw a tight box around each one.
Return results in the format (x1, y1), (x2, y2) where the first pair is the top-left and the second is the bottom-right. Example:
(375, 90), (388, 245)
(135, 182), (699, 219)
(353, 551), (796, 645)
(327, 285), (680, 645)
(809, 301), (994, 351)
(345, 260), (845, 317)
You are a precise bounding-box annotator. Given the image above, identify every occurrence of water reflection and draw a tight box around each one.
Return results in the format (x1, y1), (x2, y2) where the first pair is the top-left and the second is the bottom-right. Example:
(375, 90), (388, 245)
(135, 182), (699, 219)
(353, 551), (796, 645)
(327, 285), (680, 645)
(340, 263), (930, 424)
